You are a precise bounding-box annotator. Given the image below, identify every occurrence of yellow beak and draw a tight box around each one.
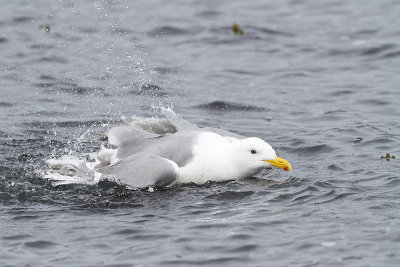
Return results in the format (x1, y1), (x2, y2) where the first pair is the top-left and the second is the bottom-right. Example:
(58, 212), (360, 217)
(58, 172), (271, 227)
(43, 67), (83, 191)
(264, 156), (292, 171)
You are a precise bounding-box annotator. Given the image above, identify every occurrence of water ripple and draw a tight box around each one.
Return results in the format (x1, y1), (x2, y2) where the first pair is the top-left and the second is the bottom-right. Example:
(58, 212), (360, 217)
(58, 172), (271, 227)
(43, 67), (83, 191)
(194, 101), (263, 112)
(24, 240), (57, 249)
(147, 26), (193, 37)
(204, 190), (254, 201)
(0, 102), (15, 107)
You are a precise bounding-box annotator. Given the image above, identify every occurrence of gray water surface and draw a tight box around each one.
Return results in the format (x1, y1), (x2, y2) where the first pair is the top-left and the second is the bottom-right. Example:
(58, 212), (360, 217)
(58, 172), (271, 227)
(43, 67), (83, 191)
(1, 0), (400, 266)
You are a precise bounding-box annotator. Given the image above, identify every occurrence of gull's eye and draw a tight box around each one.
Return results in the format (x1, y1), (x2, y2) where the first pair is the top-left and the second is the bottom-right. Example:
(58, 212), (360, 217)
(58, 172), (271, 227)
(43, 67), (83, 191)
(251, 149), (257, 154)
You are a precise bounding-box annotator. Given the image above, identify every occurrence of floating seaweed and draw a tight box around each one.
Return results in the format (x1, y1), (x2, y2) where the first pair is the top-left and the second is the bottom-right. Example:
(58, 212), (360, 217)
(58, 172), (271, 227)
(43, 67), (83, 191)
(381, 153), (396, 161)
(232, 23), (244, 35)
(39, 24), (50, 32)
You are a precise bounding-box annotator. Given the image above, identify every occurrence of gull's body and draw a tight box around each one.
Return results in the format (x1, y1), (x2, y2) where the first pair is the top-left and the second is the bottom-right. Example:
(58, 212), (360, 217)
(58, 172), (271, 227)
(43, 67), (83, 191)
(95, 108), (291, 187)
(45, 108), (291, 188)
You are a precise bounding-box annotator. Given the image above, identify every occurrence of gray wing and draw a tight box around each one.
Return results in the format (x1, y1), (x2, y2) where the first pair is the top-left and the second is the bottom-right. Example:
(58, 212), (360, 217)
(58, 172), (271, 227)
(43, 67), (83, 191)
(163, 108), (243, 139)
(106, 109), (200, 162)
(108, 125), (159, 147)
(122, 117), (177, 135)
(121, 108), (196, 135)
(161, 108), (197, 130)
(100, 154), (179, 188)
(108, 126), (159, 159)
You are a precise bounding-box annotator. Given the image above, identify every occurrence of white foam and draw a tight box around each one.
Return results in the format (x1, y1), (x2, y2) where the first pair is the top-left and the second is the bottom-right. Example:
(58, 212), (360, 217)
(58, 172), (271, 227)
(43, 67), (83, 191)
(44, 155), (103, 186)
(92, 145), (118, 167)
(46, 155), (85, 167)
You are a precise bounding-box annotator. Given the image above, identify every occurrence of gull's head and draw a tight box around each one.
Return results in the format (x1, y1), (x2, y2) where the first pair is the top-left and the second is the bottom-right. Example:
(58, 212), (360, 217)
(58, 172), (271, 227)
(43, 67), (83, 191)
(233, 137), (292, 174)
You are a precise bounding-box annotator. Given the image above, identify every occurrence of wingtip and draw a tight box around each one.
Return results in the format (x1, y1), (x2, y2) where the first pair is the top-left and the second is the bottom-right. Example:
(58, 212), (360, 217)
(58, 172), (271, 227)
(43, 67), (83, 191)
(160, 106), (175, 114)
(160, 107), (195, 130)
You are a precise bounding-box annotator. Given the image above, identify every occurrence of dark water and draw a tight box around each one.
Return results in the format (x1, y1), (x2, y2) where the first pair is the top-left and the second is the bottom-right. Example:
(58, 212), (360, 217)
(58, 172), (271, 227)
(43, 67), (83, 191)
(1, 0), (400, 266)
